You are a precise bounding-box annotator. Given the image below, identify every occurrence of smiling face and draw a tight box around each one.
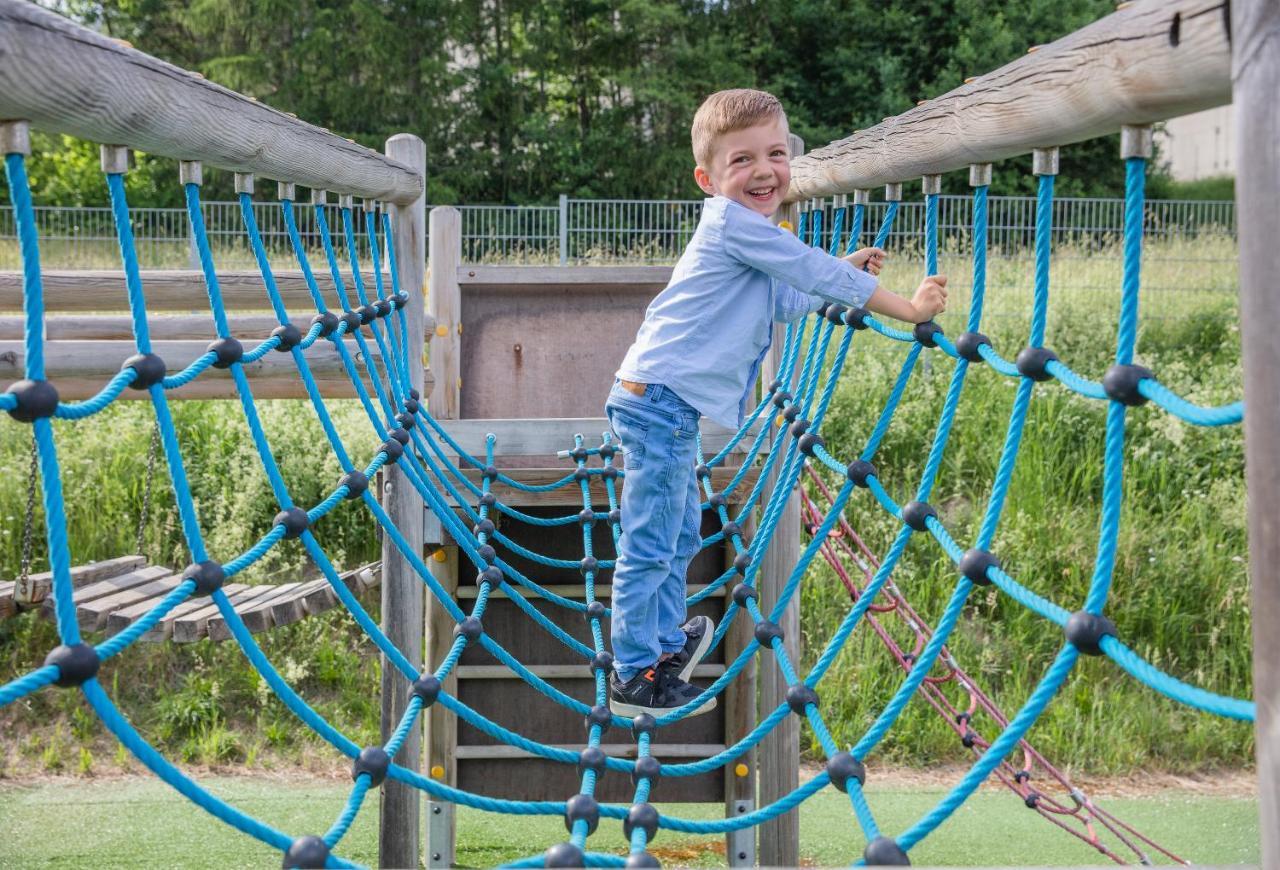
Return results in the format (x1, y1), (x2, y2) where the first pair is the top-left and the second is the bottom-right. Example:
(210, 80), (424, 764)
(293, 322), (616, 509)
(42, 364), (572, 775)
(693, 119), (791, 218)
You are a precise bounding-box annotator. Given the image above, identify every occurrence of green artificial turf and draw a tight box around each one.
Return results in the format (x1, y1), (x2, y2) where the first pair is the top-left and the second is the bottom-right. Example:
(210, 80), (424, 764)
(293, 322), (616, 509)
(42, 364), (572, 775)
(0, 775), (1258, 867)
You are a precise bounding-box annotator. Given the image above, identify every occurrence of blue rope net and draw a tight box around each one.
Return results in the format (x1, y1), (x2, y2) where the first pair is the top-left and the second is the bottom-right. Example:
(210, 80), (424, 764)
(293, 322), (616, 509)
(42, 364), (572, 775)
(0, 136), (1253, 870)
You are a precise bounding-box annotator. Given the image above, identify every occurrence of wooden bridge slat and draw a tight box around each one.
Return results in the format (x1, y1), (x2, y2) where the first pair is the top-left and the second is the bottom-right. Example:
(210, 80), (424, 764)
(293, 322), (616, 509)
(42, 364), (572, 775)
(0, 581), (16, 620)
(45, 565), (172, 621)
(74, 572), (182, 632)
(16, 555), (148, 608)
(120, 583), (249, 641)
(172, 586), (263, 643)
(205, 583), (304, 642)
(271, 579), (330, 627)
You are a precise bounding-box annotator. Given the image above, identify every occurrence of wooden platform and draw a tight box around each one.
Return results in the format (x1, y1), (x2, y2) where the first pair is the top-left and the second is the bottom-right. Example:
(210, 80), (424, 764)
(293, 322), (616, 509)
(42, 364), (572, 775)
(1, 555), (381, 642)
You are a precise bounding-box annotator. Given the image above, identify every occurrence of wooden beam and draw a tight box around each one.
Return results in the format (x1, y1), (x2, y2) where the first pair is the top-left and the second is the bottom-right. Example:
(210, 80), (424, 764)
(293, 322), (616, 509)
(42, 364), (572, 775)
(431, 418), (765, 457)
(453, 743), (727, 761)
(1233, 1), (1280, 865)
(379, 134), (428, 870)
(0, 2), (422, 203)
(0, 313), (435, 341)
(458, 265), (671, 291)
(0, 338), (431, 400)
(0, 270), (390, 313)
(758, 133), (805, 868)
(788, 0), (1232, 199)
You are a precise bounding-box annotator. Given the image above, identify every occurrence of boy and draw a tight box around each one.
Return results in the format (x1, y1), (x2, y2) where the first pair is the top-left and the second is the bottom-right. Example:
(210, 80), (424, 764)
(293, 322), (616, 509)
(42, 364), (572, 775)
(606, 89), (947, 717)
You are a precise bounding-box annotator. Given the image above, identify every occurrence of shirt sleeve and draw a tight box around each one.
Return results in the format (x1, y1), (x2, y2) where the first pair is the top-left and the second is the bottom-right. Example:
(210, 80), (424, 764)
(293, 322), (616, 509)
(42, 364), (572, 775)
(772, 281), (823, 323)
(723, 205), (878, 311)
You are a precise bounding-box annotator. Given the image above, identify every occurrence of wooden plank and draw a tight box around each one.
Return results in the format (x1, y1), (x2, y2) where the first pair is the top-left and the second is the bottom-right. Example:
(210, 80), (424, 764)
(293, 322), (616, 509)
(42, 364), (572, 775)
(206, 582), (304, 641)
(435, 418), (765, 458)
(454, 663), (725, 680)
(788, 0), (1232, 199)
(172, 584), (264, 643)
(437, 466), (758, 508)
(52, 564), (173, 621)
(458, 265), (671, 289)
(758, 140), (804, 868)
(0, 338), (431, 401)
(0, 3), (421, 203)
(14, 554), (147, 608)
(73, 572), (182, 632)
(382, 133), (428, 870)
(118, 582), (247, 641)
(0, 581), (14, 620)
(454, 743), (727, 760)
(0, 270), (409, 315)
(724, 508), (757, 849)
(1234, 1), (1279, 865)
(0, 312), (436, 342)
(269, 579), (330, 626)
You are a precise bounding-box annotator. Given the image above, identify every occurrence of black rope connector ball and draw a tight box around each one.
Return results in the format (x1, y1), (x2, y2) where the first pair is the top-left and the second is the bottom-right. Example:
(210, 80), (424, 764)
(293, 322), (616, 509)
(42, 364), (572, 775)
(608, 508), (622, 526)
(580, 556), (599, 576)
(409, 387), (420, 401)
(901, 500), (937, 532)
(478, 566), (503, 587)
(564, 793), (600, 836)
(1013, 770), (1031, 784)
(394, 291), (410, 310)
(708, 492), (727, 510)
(585, 704), (612, 733)
(283, 835), (329, 869)
(913, 320), (942, 348)
(954, 331), (990, 363)
(340, 470), (368, 500)
(44, 642), (100, 687)
(825, 303), (848, 324)
(403, 397), (421, 415)
(272, 323), (302, 352)
(754, 620), (784, 647)
(785, 683), (819, 716)
(374, 299), (393, 319)
(782, 404), (802, 423)
(472, 518), (495, 537)
(482, 465), (499, 481)
(599, 443), (616, 460)
(845, 307), (871, 330)
(826, 751), (866, 792)
(577, 745), (607, 776)
(478, 544), (498, 564)
(311, 311), (340, 338)
(543, 842), (585, 869)
(380, 438), (404, 464)
(732, 583), (758, 606)
(695, 464), (711, 480)
(771, 390), (793, 409)
(720, 521), (742, 540)
(578, 508), (596, 527)
(453, 615), (483, 642)
(797, 432), (825, 457)
(624, 801), (661, 842)
(864, 835), (911, 865)
(340, 310), (362, 334)
(389, 427), (411, 446)
(124, 353), (166, 390)
(204, 337), (244, 371)
(602, 466), (619, 481)
(732, 552), (751, 576)
(846, 459), (878, 487)
(1024, 791), (1041, 809)
(394, 411), (416, 431)
(352, 746), (390, 787)
(631, 755), (662, 786)
(479, 492), (497, 508)
(273, 507), (310, 539)
(5, 379), (59, 422)
(357, 304), (378, 325)
(412, 673), (440, 705)
(573, 467), (590, 483)
(626, 851), (661, 868)
(1015, 346), (1059, 382)
(570, 446), (589, 461)
(959, 548), (999, 586)
(1102, 363), (1155, 406)
(585, 600), (607, 622)
(788, 418), (809, 438)
(183, 560), (225, 596)
(961, 730), (977, 748)
(1064, 610), (1118, 656)
(630, 713), (656, 737)
(591, 651), (614, 673)
(768, 379), (782, 393)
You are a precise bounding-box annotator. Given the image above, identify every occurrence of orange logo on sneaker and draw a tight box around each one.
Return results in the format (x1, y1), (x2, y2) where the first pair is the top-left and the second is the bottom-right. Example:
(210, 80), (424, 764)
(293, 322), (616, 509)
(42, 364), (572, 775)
(642, 668), (657, 682)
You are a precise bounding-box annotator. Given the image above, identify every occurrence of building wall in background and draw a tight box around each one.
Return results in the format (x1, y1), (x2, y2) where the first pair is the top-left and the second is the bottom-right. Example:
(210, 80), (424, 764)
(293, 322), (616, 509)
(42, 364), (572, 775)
(1160, 105), (1235, 181)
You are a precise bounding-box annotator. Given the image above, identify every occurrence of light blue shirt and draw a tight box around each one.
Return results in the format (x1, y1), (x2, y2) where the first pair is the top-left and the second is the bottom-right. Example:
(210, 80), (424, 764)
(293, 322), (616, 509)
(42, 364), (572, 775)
(617, 196), (878, 429)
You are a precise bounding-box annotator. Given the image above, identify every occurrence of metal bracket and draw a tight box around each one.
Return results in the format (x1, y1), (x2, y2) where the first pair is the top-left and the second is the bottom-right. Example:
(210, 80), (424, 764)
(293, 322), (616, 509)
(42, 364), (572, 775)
(426, 800), (455, 868)
(727, 800), (756, 866)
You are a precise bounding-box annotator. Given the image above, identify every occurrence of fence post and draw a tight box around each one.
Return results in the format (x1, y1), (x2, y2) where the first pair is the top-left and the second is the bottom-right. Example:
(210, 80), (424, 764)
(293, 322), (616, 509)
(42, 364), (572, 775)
(756, 132), (805, 870)
(380, 133), (427, 870)
(1233, 1), (1279, 866)
(558, 193), (569, 264)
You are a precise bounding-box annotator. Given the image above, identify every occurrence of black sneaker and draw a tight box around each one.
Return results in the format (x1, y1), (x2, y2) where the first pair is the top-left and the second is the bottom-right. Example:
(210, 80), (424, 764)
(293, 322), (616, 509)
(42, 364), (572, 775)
(660, 615), (716, 684)
(608, 663), (717, 719)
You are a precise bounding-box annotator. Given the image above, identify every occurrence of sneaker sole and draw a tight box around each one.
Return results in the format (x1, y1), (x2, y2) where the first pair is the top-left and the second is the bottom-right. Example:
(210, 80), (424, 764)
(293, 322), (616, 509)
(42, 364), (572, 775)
(675, 617), (716, 684)
(608, 695), (718, 719)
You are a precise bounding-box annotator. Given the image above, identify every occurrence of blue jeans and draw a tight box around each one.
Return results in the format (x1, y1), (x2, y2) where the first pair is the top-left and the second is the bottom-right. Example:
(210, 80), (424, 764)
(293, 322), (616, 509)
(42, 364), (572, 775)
(606, 381), (703, 682)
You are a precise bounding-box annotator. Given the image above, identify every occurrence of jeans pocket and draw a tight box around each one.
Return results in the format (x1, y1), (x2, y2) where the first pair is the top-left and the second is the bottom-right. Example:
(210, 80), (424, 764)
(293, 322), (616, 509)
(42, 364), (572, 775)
(608, 404), (648, 471)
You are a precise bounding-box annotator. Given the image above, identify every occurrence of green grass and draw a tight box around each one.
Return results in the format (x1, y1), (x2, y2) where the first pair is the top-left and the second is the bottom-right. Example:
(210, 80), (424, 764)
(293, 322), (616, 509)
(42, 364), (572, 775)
(0, 775), (1258, 867)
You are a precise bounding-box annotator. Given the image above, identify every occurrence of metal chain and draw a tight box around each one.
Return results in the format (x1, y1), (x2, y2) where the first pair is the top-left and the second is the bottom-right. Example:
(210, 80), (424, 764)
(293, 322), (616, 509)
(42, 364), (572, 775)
(17, 434), (38, 594)
(135, 420), (160, 557)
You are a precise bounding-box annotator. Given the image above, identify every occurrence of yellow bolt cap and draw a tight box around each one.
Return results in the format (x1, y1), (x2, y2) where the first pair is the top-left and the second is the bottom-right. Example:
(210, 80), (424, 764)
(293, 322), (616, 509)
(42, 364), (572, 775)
(734, 763), (749, 777)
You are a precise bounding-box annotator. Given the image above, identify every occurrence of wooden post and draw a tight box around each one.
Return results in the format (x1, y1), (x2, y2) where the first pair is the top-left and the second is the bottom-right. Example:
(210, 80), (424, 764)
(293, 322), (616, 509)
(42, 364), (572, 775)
(1232, 1), (1280, 865)
(379, 133), (427, 870)
(424, 206), (462, 866)
(756, 133), (805, 868)
(724, 503), (757, 863)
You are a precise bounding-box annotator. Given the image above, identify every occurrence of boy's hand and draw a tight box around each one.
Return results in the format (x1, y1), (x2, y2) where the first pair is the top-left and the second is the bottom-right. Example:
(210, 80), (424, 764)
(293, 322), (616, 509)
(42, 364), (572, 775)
(843, 247), (886, 275)
(910, 275), (948, 322)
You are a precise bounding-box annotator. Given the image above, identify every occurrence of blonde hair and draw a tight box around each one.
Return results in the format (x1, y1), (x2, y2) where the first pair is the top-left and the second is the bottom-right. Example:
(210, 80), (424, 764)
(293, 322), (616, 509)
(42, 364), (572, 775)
(691, 89), (788, 167)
